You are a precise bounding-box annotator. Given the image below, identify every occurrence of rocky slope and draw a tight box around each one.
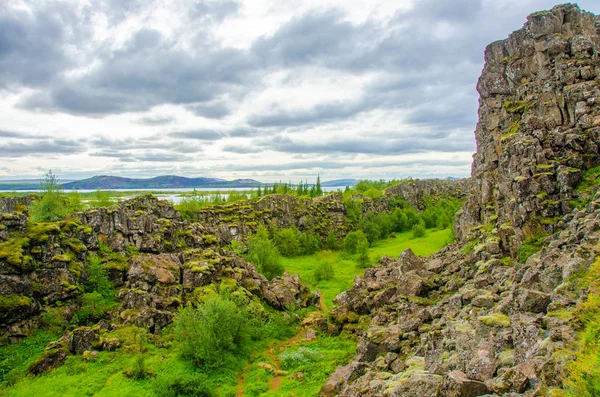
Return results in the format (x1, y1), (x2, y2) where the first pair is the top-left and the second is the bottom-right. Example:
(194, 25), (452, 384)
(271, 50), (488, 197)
(321, 4), (600, 396)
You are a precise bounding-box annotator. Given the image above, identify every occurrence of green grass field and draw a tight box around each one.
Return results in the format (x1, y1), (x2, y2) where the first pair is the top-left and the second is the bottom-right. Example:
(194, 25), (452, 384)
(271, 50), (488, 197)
(282, 228), (452, 308)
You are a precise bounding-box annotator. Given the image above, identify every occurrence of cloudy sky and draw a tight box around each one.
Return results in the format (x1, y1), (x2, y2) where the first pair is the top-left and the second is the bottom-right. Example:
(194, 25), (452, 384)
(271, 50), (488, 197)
(1, 0), (599, 182)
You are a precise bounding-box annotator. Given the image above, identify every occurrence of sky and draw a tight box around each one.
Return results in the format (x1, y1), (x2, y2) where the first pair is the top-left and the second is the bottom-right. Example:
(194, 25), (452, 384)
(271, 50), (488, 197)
(1, 0), (599, 182)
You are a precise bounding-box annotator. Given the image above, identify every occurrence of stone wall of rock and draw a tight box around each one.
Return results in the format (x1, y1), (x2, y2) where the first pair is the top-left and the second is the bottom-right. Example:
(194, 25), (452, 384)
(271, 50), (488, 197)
(194, 180), (468, 244)
(321, 4), (600, 396)
(455, 4), (600, 259)
(0, 196), (317, 343)
(385, 178), (471, 210)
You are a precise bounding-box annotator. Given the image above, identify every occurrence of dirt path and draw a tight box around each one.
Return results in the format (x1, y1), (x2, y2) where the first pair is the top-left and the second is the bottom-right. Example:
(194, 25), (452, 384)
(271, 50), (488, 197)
(236, 290), (328, 396)
(236, 328), (307, 396)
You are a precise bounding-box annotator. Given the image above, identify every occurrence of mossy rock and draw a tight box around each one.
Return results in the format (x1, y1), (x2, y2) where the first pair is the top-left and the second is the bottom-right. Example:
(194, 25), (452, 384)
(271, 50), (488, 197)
(0, 294), (32, 311)
(479, 313), (511, 328)
(0, 237), (30, 268)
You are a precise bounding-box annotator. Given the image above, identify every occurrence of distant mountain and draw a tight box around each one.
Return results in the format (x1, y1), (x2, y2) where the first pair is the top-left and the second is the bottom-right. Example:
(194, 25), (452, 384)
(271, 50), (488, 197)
(321, 179), (359, 187)
(61, 175), (263, 190)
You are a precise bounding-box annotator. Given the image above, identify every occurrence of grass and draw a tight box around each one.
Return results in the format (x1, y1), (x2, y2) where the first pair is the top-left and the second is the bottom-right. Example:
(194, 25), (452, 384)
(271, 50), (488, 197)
(282, 229), (452, 308)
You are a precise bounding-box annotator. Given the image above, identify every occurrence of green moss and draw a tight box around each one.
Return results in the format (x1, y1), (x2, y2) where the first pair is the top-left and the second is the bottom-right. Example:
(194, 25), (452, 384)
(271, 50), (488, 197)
(498, 349), (515, 365)
(52, 253), (74, 263)
(501, 119), (522, 141)
(0, 295), (31, 311)
(560, 256), (600, 396)
(479, 313), (511, 328)
(65, 238), (86, 254)
(202, 234), (218, 245)
(0, 237), (30, 267)
(27, 222), (60, 243)
(519, 232), (549, 263)
(503, 100), (532, 114)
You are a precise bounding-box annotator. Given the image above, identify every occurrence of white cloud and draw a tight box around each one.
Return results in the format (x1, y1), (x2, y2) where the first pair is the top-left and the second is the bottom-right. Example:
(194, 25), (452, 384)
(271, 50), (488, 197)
(0, 0), (599, 181)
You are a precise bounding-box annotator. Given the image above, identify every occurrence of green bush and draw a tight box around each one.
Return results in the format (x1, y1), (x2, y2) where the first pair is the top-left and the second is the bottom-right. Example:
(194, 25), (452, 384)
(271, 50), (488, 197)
(124, 354), (148, 380)
(280, 347), (323, 370)
(272, 227), (300, 257)
(356, 239), (371, 268)
(175, 293), (250, 369)
(324, 231), (339, 250)
(313, 261), (334, 282)
(298, 231), (321, 255)
(342, 230), (368, 255)
(72, 292), (117, 325)
(90, 189), (114, 208)
(84, 254), (112, 297)
(247, 226), (283, 279)
(29, 170), (69, 222)
(412, 223), (426, 238)
(153, 373), (214, 397)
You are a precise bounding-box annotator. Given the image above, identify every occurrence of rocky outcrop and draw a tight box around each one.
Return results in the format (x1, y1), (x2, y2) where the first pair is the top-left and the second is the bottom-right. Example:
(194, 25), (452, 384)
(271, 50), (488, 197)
(322, 4), (600, 396)
(455, 4), (600, 258)
(0, 194), (324, 344)
(385, 179), (471, 211)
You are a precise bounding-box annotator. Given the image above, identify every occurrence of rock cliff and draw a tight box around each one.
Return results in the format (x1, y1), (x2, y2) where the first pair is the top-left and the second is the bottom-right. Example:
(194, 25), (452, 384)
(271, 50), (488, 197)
(322, 4), (600, 396)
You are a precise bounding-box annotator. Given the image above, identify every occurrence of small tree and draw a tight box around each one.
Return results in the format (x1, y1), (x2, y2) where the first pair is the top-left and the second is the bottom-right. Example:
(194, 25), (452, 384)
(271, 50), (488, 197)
(247, 226), (284, 279)
(175, 293), (249, 368)
(313, 261), (334, 281)
(412, 222), (426, 238)
(324, 231), (339, 251)
(356, 239), (370, 268)
(342, 230), (368, 255)
(30, 170), (68, 222)
(315, 174), (323, 196)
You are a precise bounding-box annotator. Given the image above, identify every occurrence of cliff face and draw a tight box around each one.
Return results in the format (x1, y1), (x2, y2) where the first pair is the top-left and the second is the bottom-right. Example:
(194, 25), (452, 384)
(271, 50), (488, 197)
(456, 4), (600, 258)
(322, 4), (600, 396)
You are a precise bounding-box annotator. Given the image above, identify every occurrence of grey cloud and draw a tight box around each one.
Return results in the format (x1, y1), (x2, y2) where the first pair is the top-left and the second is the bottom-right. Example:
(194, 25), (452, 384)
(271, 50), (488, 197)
(0, 139), (85, 157)
(187, 102), (232, 119)
(0, 3), (76, 89)
(256, 134), (475, 156)
(221, 158), (471, 172)
(136, 115), (176, 126)
(248, 100), (368, 128)
(169, 130), (223, 141)
(221, 144), (263, 154)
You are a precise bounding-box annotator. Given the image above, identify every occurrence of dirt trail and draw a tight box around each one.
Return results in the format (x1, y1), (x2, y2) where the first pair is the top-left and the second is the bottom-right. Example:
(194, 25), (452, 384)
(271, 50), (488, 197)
(236, 289), (328, 396)
(236, 329), (306, 396)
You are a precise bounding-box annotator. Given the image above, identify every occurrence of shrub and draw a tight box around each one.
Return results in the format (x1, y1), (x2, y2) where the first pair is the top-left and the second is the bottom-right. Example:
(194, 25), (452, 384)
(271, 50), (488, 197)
(72, 292), (117, 325)
(342, 230), (368, 255)
(280, 347), (323, 370)
(356, 240), (371, 268)
(298, 231), (321, 255)
(324, 231), (339, 250)
(124, 354), (148, 380)
(313, 262), (334, 282)
(29, 170), (69, 222)
(175, 293), (250, 369)
(153, 373), (214, 397)
(247, 226), (283, 279)
(273, 228), (300, 257)
(90, 189), (114, 208)
(84, 254), (112, 297)
(412, 223), (426, 238)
